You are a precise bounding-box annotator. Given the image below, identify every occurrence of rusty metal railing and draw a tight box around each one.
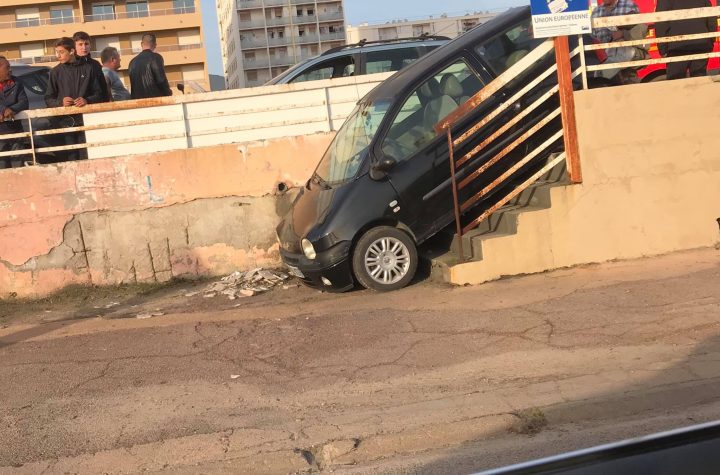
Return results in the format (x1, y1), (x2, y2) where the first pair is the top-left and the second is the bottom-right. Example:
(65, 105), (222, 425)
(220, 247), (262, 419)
(435, 37), (582, 260)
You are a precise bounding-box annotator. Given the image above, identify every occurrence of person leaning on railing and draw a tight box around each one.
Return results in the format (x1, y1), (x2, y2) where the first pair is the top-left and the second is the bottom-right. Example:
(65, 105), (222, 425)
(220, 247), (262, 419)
(591, 0), (649, 84)
(44, 37), (104, 162)
(0, 56), (29, 169)
(655, 0), (717, 79)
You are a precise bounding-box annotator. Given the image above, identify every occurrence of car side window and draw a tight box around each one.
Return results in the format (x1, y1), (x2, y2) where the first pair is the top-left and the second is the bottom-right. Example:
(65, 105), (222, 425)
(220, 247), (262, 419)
(289, 56), (355, 83)
(381, 59), (485, 163)
(474, 18), (542, 75)
(365, 47), (422, 74)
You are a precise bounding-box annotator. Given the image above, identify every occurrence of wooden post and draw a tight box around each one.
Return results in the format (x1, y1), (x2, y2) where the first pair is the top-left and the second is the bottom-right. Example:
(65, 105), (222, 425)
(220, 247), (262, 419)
(554, 36), (583, 184)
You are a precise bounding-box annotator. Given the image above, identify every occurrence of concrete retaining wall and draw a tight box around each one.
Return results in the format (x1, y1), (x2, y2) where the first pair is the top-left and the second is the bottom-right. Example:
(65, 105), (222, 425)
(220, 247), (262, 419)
(446, 77), (720, 284)
(0, 134), (332, 298)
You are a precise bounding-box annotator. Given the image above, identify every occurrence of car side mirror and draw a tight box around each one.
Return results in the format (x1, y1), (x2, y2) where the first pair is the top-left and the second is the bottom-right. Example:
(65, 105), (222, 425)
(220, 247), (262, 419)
(370, 158), (396, 180)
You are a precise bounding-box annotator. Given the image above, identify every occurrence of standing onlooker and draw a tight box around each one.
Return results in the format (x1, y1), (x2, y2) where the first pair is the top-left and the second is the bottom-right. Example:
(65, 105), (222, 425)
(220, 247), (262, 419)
(592, 0), (647, 84)
(73, 31), (111, 102)
(101, 47), (131, 101)
(656, 0), (717, 79)
(0, 56), (29, 168)
(128, 34), (173, 99)
(44, 37), (104, 161)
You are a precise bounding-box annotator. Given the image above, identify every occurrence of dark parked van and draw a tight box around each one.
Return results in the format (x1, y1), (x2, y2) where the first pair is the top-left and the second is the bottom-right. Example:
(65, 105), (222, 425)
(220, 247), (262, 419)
(276, 6), (560, 292)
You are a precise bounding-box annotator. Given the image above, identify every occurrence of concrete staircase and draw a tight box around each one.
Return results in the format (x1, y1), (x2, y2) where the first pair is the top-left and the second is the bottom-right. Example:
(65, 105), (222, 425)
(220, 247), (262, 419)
(429, 154), (576, 285)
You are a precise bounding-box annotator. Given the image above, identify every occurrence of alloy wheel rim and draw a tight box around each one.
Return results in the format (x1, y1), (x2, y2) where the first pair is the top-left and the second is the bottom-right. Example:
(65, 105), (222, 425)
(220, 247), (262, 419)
(364, 237), (410, 285)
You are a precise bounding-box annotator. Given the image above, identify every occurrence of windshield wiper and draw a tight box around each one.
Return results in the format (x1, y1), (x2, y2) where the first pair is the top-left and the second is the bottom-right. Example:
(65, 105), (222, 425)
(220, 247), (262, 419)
(311, 172), (332, 190)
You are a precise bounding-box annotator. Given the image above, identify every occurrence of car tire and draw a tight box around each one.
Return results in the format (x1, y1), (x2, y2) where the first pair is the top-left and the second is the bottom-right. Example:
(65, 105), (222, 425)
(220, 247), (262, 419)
(352, 226), (418, 292)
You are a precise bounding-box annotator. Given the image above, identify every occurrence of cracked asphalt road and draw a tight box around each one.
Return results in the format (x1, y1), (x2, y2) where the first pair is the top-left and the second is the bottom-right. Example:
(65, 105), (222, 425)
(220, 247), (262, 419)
(1, 248), (719, 474)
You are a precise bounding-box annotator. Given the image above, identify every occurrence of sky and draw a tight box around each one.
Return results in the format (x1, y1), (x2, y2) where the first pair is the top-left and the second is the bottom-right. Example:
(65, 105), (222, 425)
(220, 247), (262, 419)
(200, 0), (529, 75)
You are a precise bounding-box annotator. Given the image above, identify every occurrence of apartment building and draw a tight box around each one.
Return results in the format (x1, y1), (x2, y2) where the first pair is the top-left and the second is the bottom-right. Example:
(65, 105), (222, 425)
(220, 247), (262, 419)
(0, 0), (208, 93)
(217, 0), (346, 89)
(346, 12), (497, 44)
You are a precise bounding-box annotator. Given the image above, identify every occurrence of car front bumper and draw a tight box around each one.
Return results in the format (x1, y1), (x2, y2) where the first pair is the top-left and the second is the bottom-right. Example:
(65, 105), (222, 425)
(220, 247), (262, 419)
(279, 241), (355, 292)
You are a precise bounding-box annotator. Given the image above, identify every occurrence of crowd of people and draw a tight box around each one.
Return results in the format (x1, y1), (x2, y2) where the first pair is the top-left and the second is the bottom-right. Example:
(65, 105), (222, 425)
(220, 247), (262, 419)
(590, 0), (717, 84)
(1, 31), (173, 166)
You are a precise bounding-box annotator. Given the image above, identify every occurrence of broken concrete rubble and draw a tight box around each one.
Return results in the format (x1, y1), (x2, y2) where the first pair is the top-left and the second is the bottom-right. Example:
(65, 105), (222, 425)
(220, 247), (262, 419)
(202, 268), (293, 299)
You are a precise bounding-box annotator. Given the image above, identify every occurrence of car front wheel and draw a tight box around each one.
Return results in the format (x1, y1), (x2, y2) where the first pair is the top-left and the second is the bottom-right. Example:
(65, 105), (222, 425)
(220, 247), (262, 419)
(352, 226), (418, 292)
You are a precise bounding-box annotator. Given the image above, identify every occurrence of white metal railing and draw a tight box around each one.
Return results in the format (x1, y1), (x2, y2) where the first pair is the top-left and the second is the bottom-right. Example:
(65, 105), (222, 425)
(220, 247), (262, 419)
(0, 73), (393, 167)
(83, 6), (196, 22)
(0, 16), (77, 30)
(579, 6), (720, 88)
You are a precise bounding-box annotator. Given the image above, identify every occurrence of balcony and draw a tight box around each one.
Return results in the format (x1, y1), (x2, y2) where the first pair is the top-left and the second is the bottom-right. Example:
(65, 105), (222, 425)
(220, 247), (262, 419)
(236, 0), (263, 9)
(270, 56), (294, 67)
(238, 18), (267, 29)
(264, 0), (288, 5)
(14, 43), (205, 69)
(240, 37), (270, 49)
(242, 57), (270, 70)
(318, 12), (343, 22)
(293, 15), (318, 25)
(84, 6), (196, 22)
(0, 15), (76, 30)
(319, 31), (345, 41)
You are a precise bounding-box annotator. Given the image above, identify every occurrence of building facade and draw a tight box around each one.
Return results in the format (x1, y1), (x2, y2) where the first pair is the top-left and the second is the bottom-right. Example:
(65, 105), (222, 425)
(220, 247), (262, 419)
(217, 0), (346, 89)
(346, 12), (497, 44)
(0, 0), (208, 93)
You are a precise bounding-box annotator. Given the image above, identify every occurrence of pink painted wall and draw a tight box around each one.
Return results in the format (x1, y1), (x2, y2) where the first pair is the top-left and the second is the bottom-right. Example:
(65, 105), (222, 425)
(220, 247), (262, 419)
(0, 134), (334, 298)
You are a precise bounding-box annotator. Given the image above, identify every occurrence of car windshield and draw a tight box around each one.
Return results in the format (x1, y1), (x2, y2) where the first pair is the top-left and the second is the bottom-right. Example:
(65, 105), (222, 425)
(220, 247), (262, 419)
(313, 99), (391, 186)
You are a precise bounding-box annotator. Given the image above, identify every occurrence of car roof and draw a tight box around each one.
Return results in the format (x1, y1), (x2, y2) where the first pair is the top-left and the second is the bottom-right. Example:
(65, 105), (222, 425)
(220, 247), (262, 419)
(362, 6), (529, 104)
(8, 63), (50, 76)
(267, 37), (451, 85)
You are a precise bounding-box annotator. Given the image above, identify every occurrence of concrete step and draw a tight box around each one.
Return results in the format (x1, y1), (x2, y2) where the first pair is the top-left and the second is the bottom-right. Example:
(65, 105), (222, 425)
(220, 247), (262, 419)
(431, 154), (571, 280)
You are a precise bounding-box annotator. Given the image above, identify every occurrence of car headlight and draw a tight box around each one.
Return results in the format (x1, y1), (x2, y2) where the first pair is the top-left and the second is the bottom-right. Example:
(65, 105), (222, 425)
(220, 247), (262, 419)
(301, 238), (316, 260)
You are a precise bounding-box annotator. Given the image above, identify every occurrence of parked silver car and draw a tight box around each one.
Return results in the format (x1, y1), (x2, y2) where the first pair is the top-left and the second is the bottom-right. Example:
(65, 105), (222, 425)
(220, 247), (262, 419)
(266, 36), (450, 85)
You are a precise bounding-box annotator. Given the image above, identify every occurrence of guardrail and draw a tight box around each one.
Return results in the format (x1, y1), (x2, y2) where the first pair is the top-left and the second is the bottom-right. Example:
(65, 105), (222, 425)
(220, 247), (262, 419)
(0, 73), (392, 167)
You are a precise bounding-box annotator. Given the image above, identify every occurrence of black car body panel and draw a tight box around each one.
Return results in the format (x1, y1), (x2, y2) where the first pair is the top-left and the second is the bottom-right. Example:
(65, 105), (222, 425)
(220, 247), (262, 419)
(277, 6), (563, 290)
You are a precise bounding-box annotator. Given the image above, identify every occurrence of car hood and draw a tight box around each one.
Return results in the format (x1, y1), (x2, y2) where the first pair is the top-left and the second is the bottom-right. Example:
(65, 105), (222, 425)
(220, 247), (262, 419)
(277, 180), (339, 253)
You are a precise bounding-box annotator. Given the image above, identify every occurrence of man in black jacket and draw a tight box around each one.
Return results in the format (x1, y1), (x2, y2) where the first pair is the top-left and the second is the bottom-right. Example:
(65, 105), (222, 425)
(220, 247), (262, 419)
(0, 56), (29, 168)
(73, 31), (111, 102)
(656, 0), (718, 79)
(44, 37), (104, 161)
(128, 34), (173, 99)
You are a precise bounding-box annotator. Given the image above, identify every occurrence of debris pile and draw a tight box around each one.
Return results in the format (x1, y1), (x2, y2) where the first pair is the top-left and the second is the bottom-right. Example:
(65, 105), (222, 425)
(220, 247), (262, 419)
(202, 268), (293, 299)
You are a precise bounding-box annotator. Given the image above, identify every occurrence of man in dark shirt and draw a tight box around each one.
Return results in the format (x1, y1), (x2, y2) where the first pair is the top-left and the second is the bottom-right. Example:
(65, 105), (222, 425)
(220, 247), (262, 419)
(656, 0), (718, 79)
(44, 37), (104, 161)
(128, 33), (173, 99)
(0, 56), (29, 168)
(73, 31), (111, 102)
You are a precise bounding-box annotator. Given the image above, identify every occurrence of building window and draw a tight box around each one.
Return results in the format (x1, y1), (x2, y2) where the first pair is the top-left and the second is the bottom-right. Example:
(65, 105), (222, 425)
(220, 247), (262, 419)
(246, 70), (258, 81)
(173, 0), (195, 14)
(307, 8), (314, 15)
(50, 6), (74, 25)
(296, 8), (303, 16)
(412, 23), (431, 37)
(126, 1), (149, 19)
(378, 26), (398, 41)
(15, 8), (40, 27)
(91, 3), (115, 21)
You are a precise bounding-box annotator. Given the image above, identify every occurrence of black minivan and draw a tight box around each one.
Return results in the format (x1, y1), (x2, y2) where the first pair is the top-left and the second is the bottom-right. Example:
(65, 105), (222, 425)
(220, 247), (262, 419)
(276, 6), (560, 292)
